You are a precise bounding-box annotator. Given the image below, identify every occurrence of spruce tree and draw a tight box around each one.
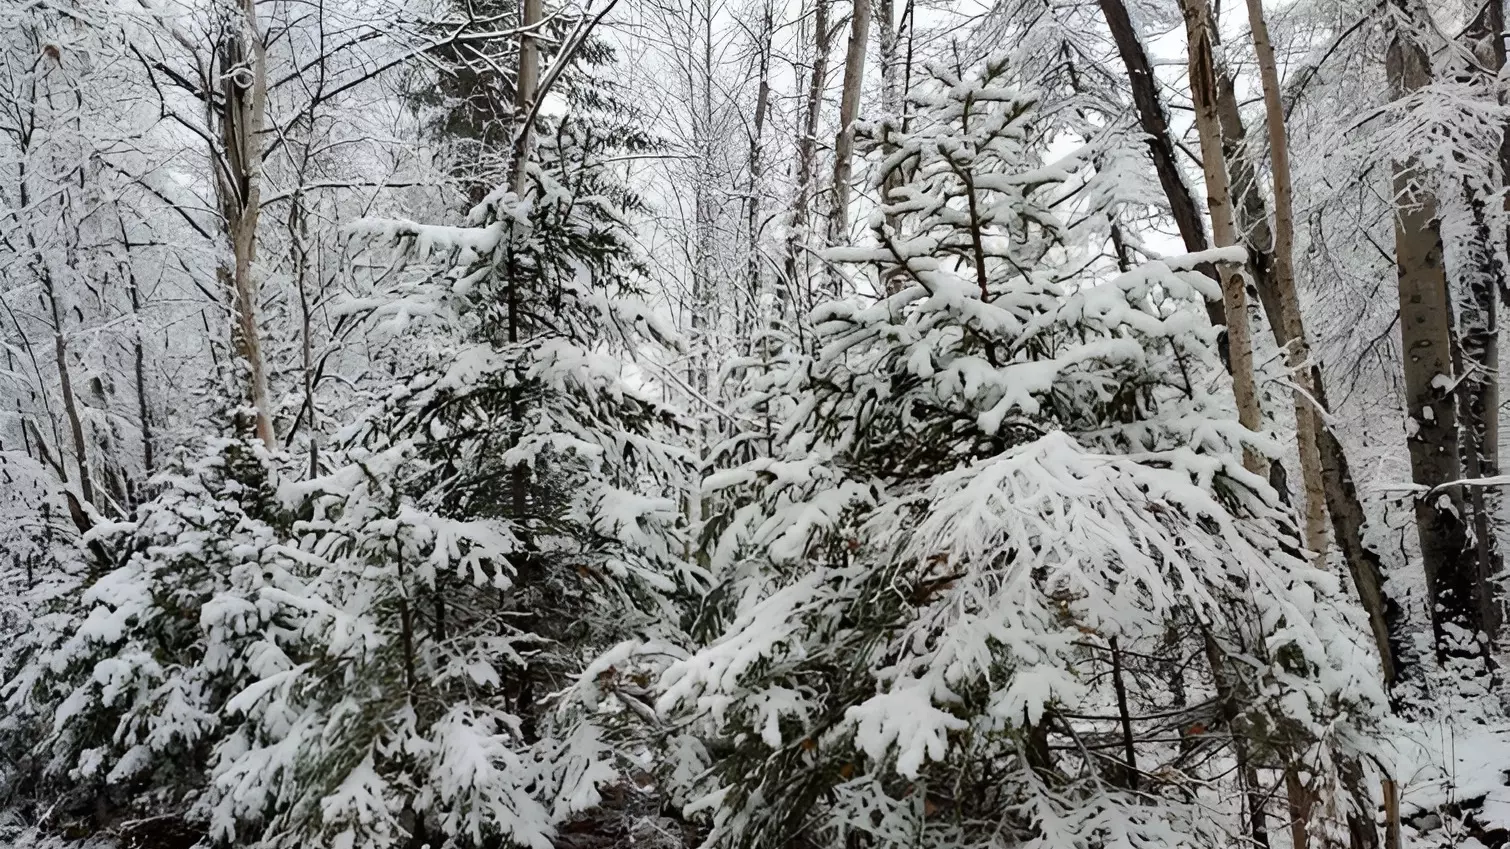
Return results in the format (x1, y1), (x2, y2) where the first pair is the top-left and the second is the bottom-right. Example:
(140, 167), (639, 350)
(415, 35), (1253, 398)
(2, 67), (700, 849)
(657, 57), (1389, 849)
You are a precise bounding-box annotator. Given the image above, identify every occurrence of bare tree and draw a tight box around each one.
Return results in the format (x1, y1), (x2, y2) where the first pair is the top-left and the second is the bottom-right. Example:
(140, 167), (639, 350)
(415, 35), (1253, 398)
(828, 0), (870, 246)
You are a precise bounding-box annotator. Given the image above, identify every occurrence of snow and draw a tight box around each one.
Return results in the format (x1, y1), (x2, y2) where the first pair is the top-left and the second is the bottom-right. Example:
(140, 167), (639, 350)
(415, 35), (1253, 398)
(847, 684), (967, 779)
(0, 831), (112, 849)
(1396, 721), (1510, 826)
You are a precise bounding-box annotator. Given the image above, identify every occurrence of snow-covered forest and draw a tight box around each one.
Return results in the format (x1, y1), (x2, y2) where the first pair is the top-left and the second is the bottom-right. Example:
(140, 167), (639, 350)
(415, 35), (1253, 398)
(4, 0), (1510, 845)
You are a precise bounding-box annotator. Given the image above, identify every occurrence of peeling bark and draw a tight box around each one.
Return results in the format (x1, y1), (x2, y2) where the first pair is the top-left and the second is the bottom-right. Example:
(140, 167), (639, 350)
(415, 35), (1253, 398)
(214, 0), (275, 448)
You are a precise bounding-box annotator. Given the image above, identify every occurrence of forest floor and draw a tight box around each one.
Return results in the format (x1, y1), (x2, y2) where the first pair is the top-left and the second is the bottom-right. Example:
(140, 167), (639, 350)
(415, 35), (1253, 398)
(1397, 718), (1510, 845)
(3, 721), (1510, 849)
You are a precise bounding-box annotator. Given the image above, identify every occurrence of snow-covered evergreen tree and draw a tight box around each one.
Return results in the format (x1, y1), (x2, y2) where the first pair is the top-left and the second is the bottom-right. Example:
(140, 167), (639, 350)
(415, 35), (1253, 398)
(0, 104), (703, 849)
(657, 57), (1390, 849)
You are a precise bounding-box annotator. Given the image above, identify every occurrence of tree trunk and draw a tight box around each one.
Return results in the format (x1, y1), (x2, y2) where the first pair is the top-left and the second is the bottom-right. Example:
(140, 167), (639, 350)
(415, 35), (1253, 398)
(1453, 180), (1503, 645)
(1210, 59), (1403, 686)
(1108, 637), (1139, 792)
(1285, 768), (1314, 849)
(13, 87), (95, 528)
(876, 0), (907, 294)
(1382, 777), (1402, 849)
(1455, 0), (1505, 646)
(45, 277), (93, 514)
(1096, 0), (1224, 327)
(829, 0), (871, 251)
(1243, 0), (1328, 571)
(1178, 0), (1263, 474)
(1385, 3), (1487, 669)
(1202, 631), (1271, 849)
(508, 0), (542, 522)
(510, 0), (543, 194)
(288, 191), (319, 477)
(785, 0), (832, 315)
(126, 263), (154, 483)
(744, 2), (774, 338)
(216, 0), (275, 449)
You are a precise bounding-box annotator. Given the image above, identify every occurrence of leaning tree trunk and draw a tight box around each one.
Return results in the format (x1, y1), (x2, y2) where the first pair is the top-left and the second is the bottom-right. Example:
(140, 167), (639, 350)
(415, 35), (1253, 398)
(1178, 0), (1263, 474)
(1385, 1), (1487, 670)
(1102, 0), (1401, 684)
(1210, 63), (1404, 687)
(1096, 0), (1224, 328)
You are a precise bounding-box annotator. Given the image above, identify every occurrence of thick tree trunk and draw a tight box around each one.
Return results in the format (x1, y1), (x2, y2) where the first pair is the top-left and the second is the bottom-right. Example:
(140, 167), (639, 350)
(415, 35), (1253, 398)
(1385, 5), (1487, 669)
(828, 0), (871, 250)
(1178, 0), (1263, 474)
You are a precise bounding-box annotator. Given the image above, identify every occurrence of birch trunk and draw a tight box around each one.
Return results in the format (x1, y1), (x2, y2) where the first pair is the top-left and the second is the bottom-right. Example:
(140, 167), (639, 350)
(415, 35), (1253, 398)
(1243, 0), (1328, 570)
(1210, 61), (1402, 685)
(828, 0), (871, 249)
(1223, 30), (1349, 843)
(1178, 0), (1263, 474)
(215, 0), (275, 448)
(1385, 3), (1486, 668)
(510, 0), (542, 194)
